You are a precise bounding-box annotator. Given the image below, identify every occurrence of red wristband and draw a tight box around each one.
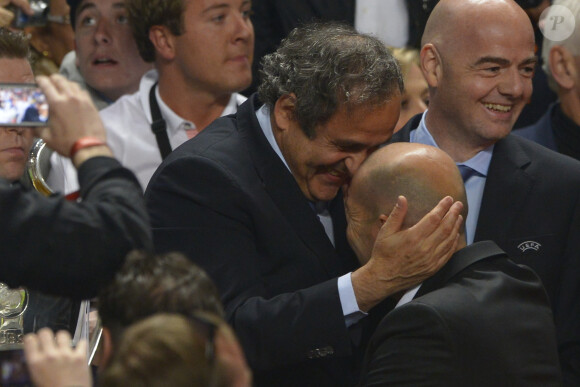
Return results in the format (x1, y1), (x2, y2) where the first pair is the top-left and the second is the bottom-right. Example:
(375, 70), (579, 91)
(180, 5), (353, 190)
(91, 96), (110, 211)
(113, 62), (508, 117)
(69, 137), (107, 158)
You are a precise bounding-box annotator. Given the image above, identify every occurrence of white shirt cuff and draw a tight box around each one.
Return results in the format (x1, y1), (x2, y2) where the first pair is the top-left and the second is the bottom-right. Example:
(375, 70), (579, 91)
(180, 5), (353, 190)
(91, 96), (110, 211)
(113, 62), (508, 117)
(338, 272), (368, 327)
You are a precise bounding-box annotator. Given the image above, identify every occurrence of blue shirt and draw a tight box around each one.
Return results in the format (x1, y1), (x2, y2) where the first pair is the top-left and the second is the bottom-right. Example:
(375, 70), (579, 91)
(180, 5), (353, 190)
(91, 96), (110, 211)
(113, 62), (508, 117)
(410, 112), (493, 244)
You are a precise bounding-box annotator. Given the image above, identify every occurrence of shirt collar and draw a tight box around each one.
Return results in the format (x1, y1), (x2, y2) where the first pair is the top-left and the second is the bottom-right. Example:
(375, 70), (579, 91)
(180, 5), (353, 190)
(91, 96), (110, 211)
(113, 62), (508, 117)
(256, 104), (291, 172)
(154, 82), (242, 134)
(413, 111), (493, 177)
(395, 284), (422, 308)
(155, 86), (195, 133)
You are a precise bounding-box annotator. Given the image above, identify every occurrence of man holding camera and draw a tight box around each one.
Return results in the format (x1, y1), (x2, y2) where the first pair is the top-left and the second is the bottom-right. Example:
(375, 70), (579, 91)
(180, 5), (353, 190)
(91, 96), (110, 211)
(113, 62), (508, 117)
(0, 27), (151, 299)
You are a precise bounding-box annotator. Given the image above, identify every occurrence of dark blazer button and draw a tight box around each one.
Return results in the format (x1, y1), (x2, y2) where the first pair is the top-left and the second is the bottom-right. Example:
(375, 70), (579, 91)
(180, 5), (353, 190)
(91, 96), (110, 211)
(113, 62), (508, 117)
(307, 346), (335, 359)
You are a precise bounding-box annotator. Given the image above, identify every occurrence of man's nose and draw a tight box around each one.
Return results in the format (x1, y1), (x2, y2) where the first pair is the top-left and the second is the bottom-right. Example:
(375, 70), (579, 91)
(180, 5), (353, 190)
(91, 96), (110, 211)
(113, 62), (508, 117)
(498, 68), (527, 98)
(94, 19), (112, 44)
(344, 151), (369, 176)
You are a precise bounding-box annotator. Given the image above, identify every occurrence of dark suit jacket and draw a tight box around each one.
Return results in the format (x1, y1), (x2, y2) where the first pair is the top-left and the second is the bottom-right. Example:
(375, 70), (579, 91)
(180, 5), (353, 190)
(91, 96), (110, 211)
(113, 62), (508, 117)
(359, 241), (562, 386)
(146, 95), (362, 386)
(0, 157), (152, 299)
(392, 114), (580, 385)
(512, 102), (558, 151)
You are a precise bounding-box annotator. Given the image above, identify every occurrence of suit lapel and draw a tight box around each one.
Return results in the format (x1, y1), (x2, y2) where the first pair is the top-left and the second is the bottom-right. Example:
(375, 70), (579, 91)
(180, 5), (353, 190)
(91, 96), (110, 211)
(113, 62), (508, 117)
(237, 95), (346, 277)
(474, 136), (535, 242)
(415, 241), (507, 298)
(329, 194), (359, 273)
(391, 118), (537, 246)
(389, 115), (418, 144)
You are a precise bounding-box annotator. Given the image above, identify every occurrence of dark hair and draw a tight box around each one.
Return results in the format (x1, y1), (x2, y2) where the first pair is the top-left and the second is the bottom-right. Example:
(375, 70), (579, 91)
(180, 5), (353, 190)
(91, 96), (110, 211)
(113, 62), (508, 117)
(0, 28), (29, 59)
(98, 250), (223, 345)
(126, 0), (185, 62)
(258, 22), (403, 138)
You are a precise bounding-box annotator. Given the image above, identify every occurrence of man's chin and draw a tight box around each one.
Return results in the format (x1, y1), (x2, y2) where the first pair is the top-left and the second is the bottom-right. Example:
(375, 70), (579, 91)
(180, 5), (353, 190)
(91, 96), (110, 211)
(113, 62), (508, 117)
(311, 189), (342, 202)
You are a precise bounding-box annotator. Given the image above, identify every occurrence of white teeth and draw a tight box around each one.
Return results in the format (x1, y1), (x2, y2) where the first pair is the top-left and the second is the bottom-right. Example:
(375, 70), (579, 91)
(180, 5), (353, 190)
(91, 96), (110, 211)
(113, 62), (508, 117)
(329, 170), (340, 176)
(484, 103), (511, 112)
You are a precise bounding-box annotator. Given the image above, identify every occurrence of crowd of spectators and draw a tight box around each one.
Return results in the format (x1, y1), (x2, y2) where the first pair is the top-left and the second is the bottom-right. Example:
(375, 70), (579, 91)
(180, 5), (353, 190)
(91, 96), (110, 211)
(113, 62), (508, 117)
(0, 0), (578, 386)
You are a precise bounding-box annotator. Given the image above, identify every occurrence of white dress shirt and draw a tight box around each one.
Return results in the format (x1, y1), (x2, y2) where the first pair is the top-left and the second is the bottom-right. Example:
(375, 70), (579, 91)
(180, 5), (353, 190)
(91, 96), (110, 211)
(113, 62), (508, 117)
(355, 0), (409, 47)
(49, 69), (246, 193)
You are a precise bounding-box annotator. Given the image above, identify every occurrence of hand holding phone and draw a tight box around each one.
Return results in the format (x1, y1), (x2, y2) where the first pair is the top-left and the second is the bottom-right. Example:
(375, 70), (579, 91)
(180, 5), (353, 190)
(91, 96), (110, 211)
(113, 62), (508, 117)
(35, 74), (111, 161)
(0, 83), (48, 127)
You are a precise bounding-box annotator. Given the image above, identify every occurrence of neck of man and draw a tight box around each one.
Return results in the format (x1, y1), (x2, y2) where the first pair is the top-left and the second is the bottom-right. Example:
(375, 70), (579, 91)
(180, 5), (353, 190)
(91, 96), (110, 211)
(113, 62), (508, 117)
(424, 108), (494, 163)
(157, 69), (233, 132)
(559, 90), (580, 127)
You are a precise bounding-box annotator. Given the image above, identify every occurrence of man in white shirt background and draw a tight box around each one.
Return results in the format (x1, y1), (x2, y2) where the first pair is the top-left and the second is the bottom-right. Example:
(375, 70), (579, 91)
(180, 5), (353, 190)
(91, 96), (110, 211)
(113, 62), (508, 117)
(52, 0), (253, 193)
(60, 0), (153, 110)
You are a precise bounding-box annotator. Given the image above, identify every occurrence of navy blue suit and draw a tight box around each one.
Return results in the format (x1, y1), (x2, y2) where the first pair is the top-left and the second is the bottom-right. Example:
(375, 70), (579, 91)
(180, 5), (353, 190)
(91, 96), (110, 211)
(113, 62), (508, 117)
(513, 102), (558, 151)
(146, 95), (364, 386)
(360, 241), (561, 386)
(392, 114), (580, 385)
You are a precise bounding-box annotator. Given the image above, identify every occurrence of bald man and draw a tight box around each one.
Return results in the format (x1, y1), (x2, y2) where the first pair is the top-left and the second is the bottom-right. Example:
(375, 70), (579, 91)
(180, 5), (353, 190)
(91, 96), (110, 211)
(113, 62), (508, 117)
(348, 143), (561, 386)
(390, 1), (580, 383)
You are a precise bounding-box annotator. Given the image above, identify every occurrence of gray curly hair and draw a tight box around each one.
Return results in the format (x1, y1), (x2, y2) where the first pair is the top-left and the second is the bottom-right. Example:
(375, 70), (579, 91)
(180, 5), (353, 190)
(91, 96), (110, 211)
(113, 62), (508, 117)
(258, 22), (403, 138)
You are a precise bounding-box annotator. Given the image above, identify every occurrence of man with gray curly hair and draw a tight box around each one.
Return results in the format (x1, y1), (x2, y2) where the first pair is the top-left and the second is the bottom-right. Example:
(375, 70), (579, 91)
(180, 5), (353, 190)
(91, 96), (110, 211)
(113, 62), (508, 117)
(514, 0), (580, 160)
(146, 22), (464, 386)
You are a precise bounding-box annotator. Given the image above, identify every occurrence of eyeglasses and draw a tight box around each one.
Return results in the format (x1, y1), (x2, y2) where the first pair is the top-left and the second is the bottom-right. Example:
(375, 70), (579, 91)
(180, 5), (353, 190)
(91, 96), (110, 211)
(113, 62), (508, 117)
(189, 312), (221, 387)
(189, 312), (218, 364)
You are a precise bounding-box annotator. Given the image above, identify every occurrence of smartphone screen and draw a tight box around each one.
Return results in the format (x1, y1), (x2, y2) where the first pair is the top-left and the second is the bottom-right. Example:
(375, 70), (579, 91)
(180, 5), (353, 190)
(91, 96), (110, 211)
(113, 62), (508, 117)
(0, 348), (31, 386)
(0, 83), (48, 127)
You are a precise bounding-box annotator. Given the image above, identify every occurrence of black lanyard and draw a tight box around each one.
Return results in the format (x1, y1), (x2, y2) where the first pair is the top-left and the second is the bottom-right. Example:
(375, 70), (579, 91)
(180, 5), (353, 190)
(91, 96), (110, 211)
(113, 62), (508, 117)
(149, 83), (240, 160)
(149, 82), (172, 160)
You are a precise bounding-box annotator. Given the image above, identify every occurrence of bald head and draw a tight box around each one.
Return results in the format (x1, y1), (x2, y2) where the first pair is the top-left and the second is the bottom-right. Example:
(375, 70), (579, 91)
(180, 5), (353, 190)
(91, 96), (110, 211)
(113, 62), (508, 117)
(417, 0), (536, 161)
(346, 143), (467, 262)
(356, 143), (467, 227)
(422, 0), (532, 50)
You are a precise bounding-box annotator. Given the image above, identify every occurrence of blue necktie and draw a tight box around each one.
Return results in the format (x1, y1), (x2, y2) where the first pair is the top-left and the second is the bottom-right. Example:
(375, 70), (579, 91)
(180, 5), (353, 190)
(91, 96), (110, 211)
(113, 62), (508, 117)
(458, 164), (476, 182)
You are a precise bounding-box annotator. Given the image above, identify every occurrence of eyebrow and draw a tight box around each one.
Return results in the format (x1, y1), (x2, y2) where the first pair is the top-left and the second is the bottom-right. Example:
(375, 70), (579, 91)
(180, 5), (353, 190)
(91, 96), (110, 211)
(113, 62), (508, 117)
(473, 56), (510, 67)
(520, 56), (539, 67)
(77, 1), (125, 15)
(77, 2), (96, 16)
(473, 56), (538, 67)
(202, 0), (251, 14)
(331, 140), (371, 151)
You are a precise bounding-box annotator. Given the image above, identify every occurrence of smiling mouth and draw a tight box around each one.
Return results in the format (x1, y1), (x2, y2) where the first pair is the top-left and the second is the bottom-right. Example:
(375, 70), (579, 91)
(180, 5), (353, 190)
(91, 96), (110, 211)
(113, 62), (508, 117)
(325, 169), (351, 184)
(484, 103), (512, 113)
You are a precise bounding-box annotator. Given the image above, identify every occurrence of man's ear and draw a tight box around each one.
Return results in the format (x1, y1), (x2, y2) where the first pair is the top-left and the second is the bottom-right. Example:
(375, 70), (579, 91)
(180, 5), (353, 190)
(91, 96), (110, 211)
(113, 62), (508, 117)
(549, 45), (577, 90)
(273, 93), (298, 132)
(149, 25), (176, 61)
(421, 43), (442, 88)
(378, 213), (389, 226)
(28, 32), (51, 61)
(97, 327), (114, 369)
